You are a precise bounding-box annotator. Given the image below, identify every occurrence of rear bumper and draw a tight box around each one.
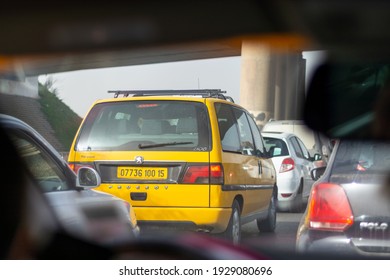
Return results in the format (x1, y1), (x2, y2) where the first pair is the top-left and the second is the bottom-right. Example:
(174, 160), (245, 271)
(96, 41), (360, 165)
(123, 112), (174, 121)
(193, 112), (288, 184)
(297, 233), (353, 254)
(134, 206), (232, 234)
(296, 231), (390, 257)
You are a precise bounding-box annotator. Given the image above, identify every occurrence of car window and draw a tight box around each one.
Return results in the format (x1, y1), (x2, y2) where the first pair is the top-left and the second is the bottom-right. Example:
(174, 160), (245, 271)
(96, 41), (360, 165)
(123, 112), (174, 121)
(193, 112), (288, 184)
(330, 140), (390, 184)
(290, 137), (305, 159)
(263, 137), (289, 157)
(233, 107), (255, 155)
(9, 130), (70, 192)
(247, 114), (266, 156)
(76, 100), (211, 151)
(215, 103), (241, 153)
(295, 137), (310, 159)
(3, 1), (390, 264)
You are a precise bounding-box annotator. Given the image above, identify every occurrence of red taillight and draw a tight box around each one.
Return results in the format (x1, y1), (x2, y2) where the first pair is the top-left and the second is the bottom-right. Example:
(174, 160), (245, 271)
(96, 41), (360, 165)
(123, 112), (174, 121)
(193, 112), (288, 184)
(281, 193), (293, 198)
(307, 183), (354, 231)
(280, 158), (295, 173)
(356, 161), (367, 171)
(182, 164), (224, 184)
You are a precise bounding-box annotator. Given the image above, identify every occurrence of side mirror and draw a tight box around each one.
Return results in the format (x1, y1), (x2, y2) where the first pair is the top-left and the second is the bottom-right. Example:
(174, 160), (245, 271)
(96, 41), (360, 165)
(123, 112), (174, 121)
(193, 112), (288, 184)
(310, 166), (326, 181)
(312, 153), (322, 161)
(256, 149), (266, 158)
(76, 166), (101, 188)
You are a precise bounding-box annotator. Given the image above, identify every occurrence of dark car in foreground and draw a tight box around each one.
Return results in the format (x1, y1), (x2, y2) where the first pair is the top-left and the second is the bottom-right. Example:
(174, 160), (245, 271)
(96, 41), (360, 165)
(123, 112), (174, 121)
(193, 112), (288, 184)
(0, 114), (139, 245)
(296, 139), (390, 257)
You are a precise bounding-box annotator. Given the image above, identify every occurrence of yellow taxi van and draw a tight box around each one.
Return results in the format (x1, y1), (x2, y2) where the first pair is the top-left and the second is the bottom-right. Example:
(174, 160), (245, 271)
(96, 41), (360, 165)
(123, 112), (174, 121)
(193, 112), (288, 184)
(68, 89), (277, 244)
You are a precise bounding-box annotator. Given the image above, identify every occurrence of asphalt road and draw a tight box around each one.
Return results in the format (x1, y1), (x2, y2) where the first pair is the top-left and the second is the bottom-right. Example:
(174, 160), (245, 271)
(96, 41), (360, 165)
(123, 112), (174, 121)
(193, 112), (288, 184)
(138, 212), (303, 258)
(241, 212), (303, 258)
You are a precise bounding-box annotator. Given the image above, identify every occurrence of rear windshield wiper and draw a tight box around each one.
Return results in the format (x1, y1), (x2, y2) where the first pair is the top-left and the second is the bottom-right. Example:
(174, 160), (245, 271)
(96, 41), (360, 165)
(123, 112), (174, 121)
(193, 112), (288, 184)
(138, 141), (193, 149)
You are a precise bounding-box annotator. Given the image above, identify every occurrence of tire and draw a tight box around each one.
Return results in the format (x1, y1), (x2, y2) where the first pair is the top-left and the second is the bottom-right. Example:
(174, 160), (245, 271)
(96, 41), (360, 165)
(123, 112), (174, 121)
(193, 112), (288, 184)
(222, 200), (241, 245)
(257, 191), (276, 232)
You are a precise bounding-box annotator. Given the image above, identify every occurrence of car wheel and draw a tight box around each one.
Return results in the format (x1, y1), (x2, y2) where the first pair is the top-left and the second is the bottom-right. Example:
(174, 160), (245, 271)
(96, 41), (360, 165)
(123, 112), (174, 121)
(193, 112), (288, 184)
(222, 200), (241, 245)
(257, 191), (276, 232)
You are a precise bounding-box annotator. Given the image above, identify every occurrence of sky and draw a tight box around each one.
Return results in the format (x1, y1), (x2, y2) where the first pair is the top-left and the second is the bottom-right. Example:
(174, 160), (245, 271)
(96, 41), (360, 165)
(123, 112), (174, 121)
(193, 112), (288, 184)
(38, 51), (325, 118)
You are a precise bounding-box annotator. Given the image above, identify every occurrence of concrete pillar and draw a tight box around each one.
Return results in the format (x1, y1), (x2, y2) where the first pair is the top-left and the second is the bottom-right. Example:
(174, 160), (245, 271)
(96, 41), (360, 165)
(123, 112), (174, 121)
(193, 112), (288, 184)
(283, 52), (306, 119)
(297, 55), (306, 119)
(240, 40), (306, 126)
(240, 41), (275, 129)
(274, 53), (287, 120)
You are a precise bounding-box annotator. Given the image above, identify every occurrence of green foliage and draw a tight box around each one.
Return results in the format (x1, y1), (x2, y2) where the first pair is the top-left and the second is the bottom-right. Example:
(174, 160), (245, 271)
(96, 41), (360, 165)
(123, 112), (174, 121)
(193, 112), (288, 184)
(38, 79), (82, 151)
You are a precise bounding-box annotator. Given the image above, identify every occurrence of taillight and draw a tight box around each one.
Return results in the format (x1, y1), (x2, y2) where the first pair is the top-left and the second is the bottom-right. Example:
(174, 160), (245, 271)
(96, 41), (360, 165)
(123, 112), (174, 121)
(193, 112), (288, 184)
(307, 183), (354, 231)
(68, 162), (95, 173)
(280, 158), (294, 173)
(356, 161), (367, 171)
(182, 164), (224, 184)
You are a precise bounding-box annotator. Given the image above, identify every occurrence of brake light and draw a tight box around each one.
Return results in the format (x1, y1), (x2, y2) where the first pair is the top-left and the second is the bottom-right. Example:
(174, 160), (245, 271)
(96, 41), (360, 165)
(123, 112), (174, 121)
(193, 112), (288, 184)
(136, 104), (159, 108)
(280, 158), (294, 173)
(307, 183), (354, 231)
(356, 161), (367, 171)
(182, 164), (224, 184)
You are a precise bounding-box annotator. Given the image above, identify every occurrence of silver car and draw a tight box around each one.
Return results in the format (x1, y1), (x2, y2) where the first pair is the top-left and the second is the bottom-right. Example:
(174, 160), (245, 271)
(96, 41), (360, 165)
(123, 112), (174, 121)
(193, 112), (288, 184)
(262, 131), (321, 212)
(0, 114), (139, 245)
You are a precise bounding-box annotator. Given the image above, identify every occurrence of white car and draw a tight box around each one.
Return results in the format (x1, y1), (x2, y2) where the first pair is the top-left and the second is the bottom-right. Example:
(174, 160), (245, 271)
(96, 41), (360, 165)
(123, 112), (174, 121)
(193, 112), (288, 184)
(262, 120), (332, 163)
(262, 131), (321, 212)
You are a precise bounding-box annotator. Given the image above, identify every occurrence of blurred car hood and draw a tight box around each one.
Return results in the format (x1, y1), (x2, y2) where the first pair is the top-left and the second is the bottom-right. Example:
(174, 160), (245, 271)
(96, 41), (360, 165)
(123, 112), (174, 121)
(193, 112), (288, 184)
(45, 189), (135, 244)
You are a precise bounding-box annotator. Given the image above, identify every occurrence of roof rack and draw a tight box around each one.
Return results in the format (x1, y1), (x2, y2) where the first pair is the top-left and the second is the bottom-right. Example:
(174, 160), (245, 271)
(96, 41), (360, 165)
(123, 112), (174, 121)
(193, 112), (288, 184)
(108, 89), (235, 103)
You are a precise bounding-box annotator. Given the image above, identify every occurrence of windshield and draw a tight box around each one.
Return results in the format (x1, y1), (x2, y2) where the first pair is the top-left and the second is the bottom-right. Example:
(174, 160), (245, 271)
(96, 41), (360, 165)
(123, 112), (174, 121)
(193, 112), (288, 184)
(330, 140), (390, 184)
(2, 1), (390, 270)
(263, 137), (289, 157)
(76, 100), (211, 151)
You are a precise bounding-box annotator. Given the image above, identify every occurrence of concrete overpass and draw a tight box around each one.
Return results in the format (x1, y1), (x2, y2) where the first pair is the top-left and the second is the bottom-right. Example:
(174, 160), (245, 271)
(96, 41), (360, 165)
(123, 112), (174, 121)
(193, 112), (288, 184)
(0, 37), (307, 129)
(0, 2), (388, 160)
(0, 2), (316, 130)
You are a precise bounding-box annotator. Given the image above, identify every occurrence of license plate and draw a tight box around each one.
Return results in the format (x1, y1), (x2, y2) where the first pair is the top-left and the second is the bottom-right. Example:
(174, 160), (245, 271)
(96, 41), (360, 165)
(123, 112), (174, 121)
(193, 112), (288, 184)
(117, 167), (167, 180)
